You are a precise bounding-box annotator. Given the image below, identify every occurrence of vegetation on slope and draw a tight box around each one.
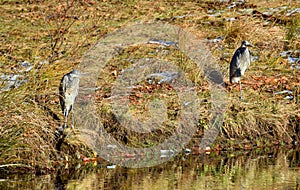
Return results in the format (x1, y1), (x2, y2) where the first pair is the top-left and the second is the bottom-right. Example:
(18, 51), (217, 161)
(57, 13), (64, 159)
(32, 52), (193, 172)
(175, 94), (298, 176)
(0, 0), (299, 173)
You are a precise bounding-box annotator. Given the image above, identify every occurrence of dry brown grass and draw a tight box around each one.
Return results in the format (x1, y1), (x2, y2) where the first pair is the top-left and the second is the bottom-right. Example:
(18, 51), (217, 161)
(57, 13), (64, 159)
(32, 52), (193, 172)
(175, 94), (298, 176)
(0, 0), (299, 173)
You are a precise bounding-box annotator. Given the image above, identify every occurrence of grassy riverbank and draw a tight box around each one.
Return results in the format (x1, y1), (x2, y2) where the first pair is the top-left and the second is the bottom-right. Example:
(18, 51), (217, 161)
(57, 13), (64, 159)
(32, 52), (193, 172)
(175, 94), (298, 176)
(0, 0), (299, 174)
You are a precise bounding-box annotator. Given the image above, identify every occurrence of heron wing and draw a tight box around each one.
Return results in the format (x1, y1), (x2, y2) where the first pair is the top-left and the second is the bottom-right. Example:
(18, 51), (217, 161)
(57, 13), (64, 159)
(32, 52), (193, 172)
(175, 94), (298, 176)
(229, 47), (243, 79)
(238, 47), (251, 75)
(59, 75), (69, 113)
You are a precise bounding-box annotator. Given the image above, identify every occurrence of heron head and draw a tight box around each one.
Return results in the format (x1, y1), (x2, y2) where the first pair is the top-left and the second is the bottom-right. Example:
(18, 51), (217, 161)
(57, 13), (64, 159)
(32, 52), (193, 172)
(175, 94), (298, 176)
(241, 40), (253, 47)
(70, 69), (89, 78)
(70, 70), (82, 78)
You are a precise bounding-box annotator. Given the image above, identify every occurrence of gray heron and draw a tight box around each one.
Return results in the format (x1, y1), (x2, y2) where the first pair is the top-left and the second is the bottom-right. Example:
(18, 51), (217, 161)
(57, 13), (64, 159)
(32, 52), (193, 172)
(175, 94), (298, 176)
(229, 40), (253, 99)
(59, 69), (81, 130)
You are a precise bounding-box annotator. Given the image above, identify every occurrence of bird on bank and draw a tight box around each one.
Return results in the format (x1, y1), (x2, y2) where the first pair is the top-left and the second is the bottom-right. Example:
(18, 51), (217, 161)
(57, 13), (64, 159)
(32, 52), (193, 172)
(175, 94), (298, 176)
(59, 69), (81, 131)
(229, 40), (253, 99)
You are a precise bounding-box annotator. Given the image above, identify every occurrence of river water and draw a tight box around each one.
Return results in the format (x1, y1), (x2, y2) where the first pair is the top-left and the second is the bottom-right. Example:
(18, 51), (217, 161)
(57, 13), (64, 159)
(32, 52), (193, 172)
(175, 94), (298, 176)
(1, 148), (299, 190)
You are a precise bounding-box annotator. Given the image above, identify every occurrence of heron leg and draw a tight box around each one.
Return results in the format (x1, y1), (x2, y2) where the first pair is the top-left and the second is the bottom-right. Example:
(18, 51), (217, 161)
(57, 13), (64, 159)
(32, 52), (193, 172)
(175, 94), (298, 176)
(59, 117), (67, 132)
(71, 109), (75, 129)
(239, 81), (243, 100)
(62, 109), (68, 130)
(64, 117), (68, 129)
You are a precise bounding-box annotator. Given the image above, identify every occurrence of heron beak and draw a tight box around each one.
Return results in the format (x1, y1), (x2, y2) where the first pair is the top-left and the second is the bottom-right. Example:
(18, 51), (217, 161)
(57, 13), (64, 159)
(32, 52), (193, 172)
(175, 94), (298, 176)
(79, 73), (89, 77)
(71, 73), (89, 78)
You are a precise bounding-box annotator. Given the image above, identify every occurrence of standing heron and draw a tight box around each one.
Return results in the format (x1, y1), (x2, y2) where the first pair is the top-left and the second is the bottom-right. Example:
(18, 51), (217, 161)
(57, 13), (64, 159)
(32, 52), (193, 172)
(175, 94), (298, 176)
(59, 69), (81, 131)
(229, 40), (253, 99)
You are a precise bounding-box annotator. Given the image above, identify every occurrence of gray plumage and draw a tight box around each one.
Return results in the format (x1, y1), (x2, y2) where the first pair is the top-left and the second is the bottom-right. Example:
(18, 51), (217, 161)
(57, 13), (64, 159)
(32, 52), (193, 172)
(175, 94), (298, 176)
(59, 69), (81, 130)
(229, 40), (252, 99)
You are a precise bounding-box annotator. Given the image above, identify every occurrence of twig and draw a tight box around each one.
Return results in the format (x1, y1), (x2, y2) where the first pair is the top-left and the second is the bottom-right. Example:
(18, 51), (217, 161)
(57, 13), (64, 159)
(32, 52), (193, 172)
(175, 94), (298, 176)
(0, 164), (32, 168)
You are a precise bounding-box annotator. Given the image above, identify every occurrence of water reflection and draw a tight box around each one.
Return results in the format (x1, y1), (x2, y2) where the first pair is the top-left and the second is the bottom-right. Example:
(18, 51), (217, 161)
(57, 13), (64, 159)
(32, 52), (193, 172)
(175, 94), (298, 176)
(1, 148), (299, 189)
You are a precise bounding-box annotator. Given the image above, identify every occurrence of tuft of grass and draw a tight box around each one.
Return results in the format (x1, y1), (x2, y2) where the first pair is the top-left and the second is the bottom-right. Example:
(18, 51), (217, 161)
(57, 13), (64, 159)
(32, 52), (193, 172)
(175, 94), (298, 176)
(0, 0), (299, 173)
